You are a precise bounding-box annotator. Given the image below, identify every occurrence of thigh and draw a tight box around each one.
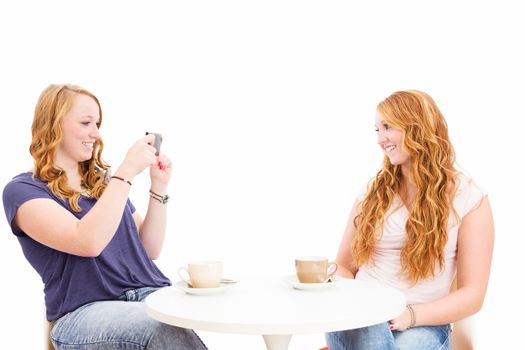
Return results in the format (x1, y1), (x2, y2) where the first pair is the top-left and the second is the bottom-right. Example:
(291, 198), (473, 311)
(394, 325), (451, 350)
(326, 322), (397, 350)
(51, 300), (207, 350)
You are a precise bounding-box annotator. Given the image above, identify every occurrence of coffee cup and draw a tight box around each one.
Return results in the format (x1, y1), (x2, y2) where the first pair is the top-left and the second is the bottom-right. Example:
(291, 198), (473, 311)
(178, 261), (223, 288)
(295, 256), (337, 283)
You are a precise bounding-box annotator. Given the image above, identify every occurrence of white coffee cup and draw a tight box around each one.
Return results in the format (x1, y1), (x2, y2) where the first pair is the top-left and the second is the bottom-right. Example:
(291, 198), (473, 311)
(295, 256), (338, 283)
(178, 261), (223, 288)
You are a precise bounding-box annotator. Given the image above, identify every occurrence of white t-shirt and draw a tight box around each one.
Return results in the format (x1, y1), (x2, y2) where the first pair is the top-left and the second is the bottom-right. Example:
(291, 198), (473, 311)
(355, 173), (486, 304)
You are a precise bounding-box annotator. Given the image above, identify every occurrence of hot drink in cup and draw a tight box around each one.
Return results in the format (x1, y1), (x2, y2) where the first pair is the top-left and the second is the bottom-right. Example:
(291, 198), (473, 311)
(178, 261), (223, 288)
(295, 256), (337, 283)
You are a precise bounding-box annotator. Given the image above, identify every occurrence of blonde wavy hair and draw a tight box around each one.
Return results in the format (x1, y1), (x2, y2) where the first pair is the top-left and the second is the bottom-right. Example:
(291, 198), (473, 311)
(352, 90), (458, 284)
(30, 84), (110, 212)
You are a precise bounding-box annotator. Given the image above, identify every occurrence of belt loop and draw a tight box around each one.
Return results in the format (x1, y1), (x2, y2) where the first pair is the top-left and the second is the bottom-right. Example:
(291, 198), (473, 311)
(125, 289), (137, 301)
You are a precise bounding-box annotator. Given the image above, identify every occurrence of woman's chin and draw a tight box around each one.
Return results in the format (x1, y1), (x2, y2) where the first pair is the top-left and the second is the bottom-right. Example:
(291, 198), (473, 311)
(78, 154), (93, 162)
(388, 159), (406, 167)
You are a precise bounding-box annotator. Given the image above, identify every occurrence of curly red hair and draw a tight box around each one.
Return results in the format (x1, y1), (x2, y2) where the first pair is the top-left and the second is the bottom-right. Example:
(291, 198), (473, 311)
(30, 84), (110, 211)
(352, 90), (458, 284)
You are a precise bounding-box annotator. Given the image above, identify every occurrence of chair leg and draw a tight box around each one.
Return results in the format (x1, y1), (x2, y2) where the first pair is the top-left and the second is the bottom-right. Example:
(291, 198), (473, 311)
(46, 320), (55, 350)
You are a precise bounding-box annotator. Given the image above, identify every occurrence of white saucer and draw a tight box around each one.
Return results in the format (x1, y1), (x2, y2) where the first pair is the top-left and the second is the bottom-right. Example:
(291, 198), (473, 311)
(285, 275), (343, 291)
(174, 280), (237, 296)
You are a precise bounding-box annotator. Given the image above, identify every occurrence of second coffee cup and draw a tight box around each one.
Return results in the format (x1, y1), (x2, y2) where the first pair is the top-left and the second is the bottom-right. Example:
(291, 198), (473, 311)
(295, 256), (338, 283)
(178, 261), (223, 288)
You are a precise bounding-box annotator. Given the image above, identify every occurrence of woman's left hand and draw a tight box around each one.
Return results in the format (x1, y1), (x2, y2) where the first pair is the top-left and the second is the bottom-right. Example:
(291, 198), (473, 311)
(150, 153), (172, 191)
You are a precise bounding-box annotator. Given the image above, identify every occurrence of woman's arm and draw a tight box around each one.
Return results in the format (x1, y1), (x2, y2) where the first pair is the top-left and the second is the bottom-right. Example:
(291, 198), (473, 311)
(334, 200), (361, 279)
(14, 135), (158, 257)
(135, 154), (172, 260)
(390, 196), (495, 330)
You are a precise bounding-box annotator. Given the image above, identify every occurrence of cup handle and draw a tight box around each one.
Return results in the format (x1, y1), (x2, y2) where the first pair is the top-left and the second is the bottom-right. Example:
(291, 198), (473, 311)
(177, 267), (192, 287)
(325, 262), (338, 282)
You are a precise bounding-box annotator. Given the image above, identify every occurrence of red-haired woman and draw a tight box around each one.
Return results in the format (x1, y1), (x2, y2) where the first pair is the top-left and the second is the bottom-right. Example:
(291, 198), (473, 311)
(326, 90), (494, 350)
(3, 84), (207, 350)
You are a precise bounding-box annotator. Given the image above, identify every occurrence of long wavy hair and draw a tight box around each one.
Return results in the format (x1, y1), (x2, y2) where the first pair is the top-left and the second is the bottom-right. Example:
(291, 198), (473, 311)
(352, 90), (458, 284)
(30, 84), (110, 212)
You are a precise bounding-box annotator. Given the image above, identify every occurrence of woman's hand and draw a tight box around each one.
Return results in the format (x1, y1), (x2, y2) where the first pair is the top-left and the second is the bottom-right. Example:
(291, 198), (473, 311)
(150, 153), (172, 193)
(115, 134), (158, 180)
(389, 307), (413, 331)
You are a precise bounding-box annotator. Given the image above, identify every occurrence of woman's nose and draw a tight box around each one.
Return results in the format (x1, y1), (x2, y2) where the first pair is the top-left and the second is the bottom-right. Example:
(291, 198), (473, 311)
(89, 126), (100, 139)
(377, 131), (387, 144)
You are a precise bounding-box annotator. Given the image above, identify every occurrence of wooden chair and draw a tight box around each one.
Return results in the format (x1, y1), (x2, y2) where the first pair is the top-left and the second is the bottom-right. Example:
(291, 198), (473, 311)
(46, 320), (55, 350)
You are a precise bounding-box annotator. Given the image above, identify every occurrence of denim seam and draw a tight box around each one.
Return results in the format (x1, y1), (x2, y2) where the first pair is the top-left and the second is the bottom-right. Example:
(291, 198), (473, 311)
(436, 335), (451, 350)
(53, 339), (145, 349)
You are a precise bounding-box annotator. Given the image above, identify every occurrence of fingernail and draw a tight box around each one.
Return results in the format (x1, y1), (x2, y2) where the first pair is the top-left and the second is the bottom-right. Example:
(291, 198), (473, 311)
(158, 161), (165, 170)
(389, 325), (394, 330)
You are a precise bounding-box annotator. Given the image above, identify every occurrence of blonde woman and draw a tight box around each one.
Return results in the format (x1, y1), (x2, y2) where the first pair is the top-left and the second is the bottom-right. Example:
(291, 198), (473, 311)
(326, 90), (494, 349)
(2, 84), (207, 349)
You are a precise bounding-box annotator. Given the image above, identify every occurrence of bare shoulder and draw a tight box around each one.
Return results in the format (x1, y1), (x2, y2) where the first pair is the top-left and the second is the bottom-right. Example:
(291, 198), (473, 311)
(458, 195), (494, 248)
(463, 195), (493, 223)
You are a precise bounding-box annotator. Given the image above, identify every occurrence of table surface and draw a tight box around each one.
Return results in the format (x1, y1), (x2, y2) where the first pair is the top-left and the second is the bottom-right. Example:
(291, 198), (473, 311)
(145, 276), (406, 335)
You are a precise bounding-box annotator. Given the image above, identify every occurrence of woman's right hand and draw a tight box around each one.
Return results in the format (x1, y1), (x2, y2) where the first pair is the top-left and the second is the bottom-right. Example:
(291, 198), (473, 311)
(115, 134), (158, 180)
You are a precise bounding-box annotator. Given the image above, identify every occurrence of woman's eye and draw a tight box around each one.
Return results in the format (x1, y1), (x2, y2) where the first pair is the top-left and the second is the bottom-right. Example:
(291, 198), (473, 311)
(383, 123), (390, 130)
(374, 128), (379, 132)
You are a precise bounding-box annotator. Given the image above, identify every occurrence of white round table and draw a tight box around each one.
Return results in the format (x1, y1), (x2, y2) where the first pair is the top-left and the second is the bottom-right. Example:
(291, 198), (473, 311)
(145, 276), (406, 350)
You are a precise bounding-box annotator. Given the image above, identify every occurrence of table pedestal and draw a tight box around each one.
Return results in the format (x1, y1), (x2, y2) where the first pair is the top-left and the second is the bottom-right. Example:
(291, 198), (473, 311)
(263, 334), (292, 350)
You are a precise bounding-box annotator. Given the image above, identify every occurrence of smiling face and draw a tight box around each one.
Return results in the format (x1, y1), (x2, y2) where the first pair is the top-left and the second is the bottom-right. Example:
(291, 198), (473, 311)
(375, 112), (410, 167)
(56, 93), (101, 168)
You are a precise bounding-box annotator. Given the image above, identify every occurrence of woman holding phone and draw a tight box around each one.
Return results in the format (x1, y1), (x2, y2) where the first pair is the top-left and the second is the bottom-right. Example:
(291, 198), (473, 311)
(2, 84), (207, 349)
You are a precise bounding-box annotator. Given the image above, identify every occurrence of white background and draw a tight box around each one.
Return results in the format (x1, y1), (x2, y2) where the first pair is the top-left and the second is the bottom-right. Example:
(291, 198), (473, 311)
(0, 1), (522, 348)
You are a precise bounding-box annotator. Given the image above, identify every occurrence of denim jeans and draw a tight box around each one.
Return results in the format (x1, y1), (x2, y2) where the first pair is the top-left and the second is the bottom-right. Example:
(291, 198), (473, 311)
(326, 321), (451, 350)
(51, 287), (207, 350)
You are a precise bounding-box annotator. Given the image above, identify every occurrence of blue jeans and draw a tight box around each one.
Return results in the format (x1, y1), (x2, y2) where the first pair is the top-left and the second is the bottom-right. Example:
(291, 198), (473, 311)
(326, 322), (451, 350)
(51, 287), (207, 350)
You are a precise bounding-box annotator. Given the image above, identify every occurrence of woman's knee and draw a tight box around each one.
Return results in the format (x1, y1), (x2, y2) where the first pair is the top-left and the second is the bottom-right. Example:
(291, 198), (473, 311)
(148, 322), (207, 350)
(326, 322), (396, 350)
(394, 325), (451, 350)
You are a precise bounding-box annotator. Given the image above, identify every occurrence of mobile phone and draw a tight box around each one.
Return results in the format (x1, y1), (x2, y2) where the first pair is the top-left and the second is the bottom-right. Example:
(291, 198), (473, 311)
(146, 132), (163, 156)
